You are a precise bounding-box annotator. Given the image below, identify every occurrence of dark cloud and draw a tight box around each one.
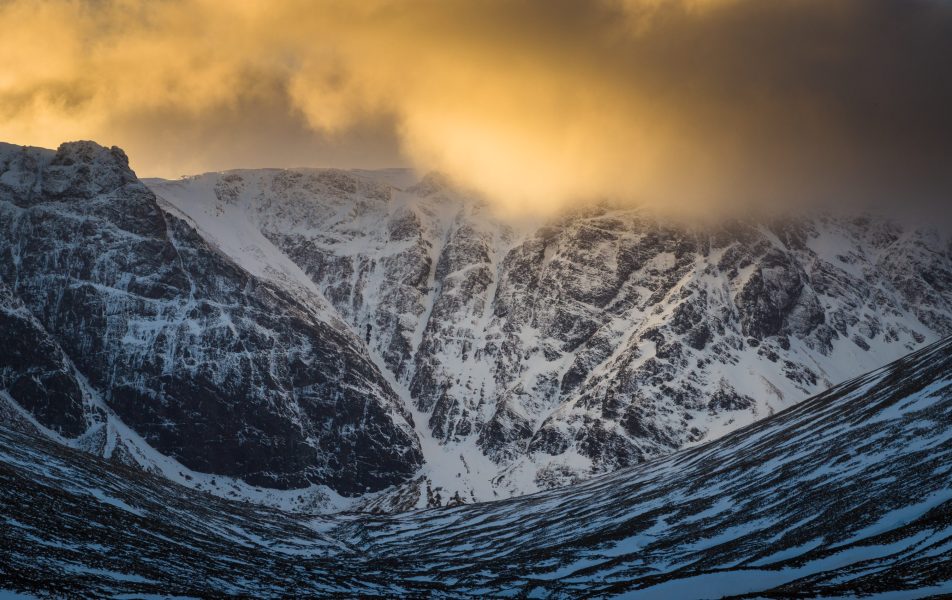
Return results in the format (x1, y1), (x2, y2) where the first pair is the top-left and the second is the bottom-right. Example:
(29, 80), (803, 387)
(0, 0), (949, 216)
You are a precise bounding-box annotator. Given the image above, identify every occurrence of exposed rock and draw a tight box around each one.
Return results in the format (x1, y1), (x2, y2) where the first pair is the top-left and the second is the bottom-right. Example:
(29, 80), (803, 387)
(150, 167), (952, 503)
(0, 142), (422, 496)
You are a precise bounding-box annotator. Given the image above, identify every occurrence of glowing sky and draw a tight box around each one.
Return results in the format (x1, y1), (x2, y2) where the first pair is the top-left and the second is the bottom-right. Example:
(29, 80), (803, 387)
(1, 0), (950, 214)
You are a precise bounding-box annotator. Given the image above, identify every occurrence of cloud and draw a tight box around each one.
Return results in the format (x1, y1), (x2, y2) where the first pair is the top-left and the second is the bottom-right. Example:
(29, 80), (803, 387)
(0, 0), (950, 216)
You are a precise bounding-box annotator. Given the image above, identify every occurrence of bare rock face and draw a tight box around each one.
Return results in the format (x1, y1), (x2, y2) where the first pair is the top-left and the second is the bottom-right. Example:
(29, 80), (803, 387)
(0, 280), (91, 437)
(0, 142), (422, 496)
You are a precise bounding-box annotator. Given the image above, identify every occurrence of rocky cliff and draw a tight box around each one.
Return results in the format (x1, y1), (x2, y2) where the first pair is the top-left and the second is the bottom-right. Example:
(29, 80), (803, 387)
(0, 142), (422, 497)
(1, 140), (949, 507)
(150, 165), (952, 506)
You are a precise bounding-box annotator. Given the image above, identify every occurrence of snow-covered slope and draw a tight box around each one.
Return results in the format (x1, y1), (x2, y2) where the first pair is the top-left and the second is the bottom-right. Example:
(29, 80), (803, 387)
(149, 168), (952, 507)
(3, 336), (951, 598)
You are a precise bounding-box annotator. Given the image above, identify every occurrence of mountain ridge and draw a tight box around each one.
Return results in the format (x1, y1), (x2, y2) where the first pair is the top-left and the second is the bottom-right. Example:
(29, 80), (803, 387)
(151, 162), (952, 507)
(1, 139), (950, 511)
(0, 141), (422, 502)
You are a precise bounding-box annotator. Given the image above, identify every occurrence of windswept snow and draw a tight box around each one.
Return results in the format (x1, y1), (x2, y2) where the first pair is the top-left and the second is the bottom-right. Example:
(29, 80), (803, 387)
(2, 337), (950, 597)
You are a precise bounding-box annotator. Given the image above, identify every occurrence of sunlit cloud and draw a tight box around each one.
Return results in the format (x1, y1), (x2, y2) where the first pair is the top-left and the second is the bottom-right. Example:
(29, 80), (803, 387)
(1, 0), (950, 216)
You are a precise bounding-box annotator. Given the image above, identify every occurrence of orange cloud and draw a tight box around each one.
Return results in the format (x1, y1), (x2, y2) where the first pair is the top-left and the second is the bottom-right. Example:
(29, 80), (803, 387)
(0, 0), (949, 217)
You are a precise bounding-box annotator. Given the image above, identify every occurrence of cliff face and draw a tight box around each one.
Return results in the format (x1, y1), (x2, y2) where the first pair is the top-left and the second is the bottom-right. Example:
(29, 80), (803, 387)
(0, 142), (422, 496)
(151, 167), (952, 504)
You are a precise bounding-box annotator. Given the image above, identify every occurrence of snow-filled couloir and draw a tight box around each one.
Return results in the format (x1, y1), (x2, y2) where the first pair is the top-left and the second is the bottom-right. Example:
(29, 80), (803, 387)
(148, 163), (952, 508)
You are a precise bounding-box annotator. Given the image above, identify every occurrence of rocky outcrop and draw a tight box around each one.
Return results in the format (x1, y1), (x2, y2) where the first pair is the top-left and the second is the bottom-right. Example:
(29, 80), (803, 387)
(0, 142), (422, 495)
(0, 280), (92, 437)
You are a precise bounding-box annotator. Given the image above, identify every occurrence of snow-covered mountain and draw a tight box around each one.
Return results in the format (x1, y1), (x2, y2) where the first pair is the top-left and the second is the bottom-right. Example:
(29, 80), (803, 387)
(3, 336), (950, 597)
(1, 140), (951, 510)
(149, 164), (952, 507)
(0, 141), (421, 507)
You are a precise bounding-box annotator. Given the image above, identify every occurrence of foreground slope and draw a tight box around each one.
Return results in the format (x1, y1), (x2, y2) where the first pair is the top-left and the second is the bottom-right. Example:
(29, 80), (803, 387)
(151, 169), (952, 504)
(2, 337), (950, 598)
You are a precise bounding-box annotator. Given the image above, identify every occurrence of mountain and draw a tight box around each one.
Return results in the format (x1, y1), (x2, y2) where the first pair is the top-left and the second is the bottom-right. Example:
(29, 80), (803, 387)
(3, 336), (950, 598)
(2, 140), (951, 510)
(149, 165), (952, 506)
(0, 141), (422, 502)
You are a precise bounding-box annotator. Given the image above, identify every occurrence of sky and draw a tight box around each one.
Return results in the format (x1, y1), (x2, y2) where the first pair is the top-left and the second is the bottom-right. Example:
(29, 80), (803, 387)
(1, 0), (950, 216)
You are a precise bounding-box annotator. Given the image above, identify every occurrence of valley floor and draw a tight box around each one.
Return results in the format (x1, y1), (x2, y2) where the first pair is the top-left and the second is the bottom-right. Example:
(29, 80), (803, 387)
(2, 338), (951, 598)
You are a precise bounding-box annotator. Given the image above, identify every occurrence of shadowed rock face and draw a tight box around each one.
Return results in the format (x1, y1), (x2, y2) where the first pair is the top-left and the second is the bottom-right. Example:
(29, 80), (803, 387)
(0, 281), (90, 437)
(0, 141), (422, 495)
(1, 337), (950, 597)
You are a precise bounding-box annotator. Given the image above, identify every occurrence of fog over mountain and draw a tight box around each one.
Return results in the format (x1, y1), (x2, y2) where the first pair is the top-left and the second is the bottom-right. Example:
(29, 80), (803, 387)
(1, 140), (950, 514)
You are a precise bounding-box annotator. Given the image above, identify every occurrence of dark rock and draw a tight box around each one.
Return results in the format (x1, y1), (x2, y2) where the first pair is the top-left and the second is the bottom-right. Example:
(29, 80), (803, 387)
(0, 142), (422, 495)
